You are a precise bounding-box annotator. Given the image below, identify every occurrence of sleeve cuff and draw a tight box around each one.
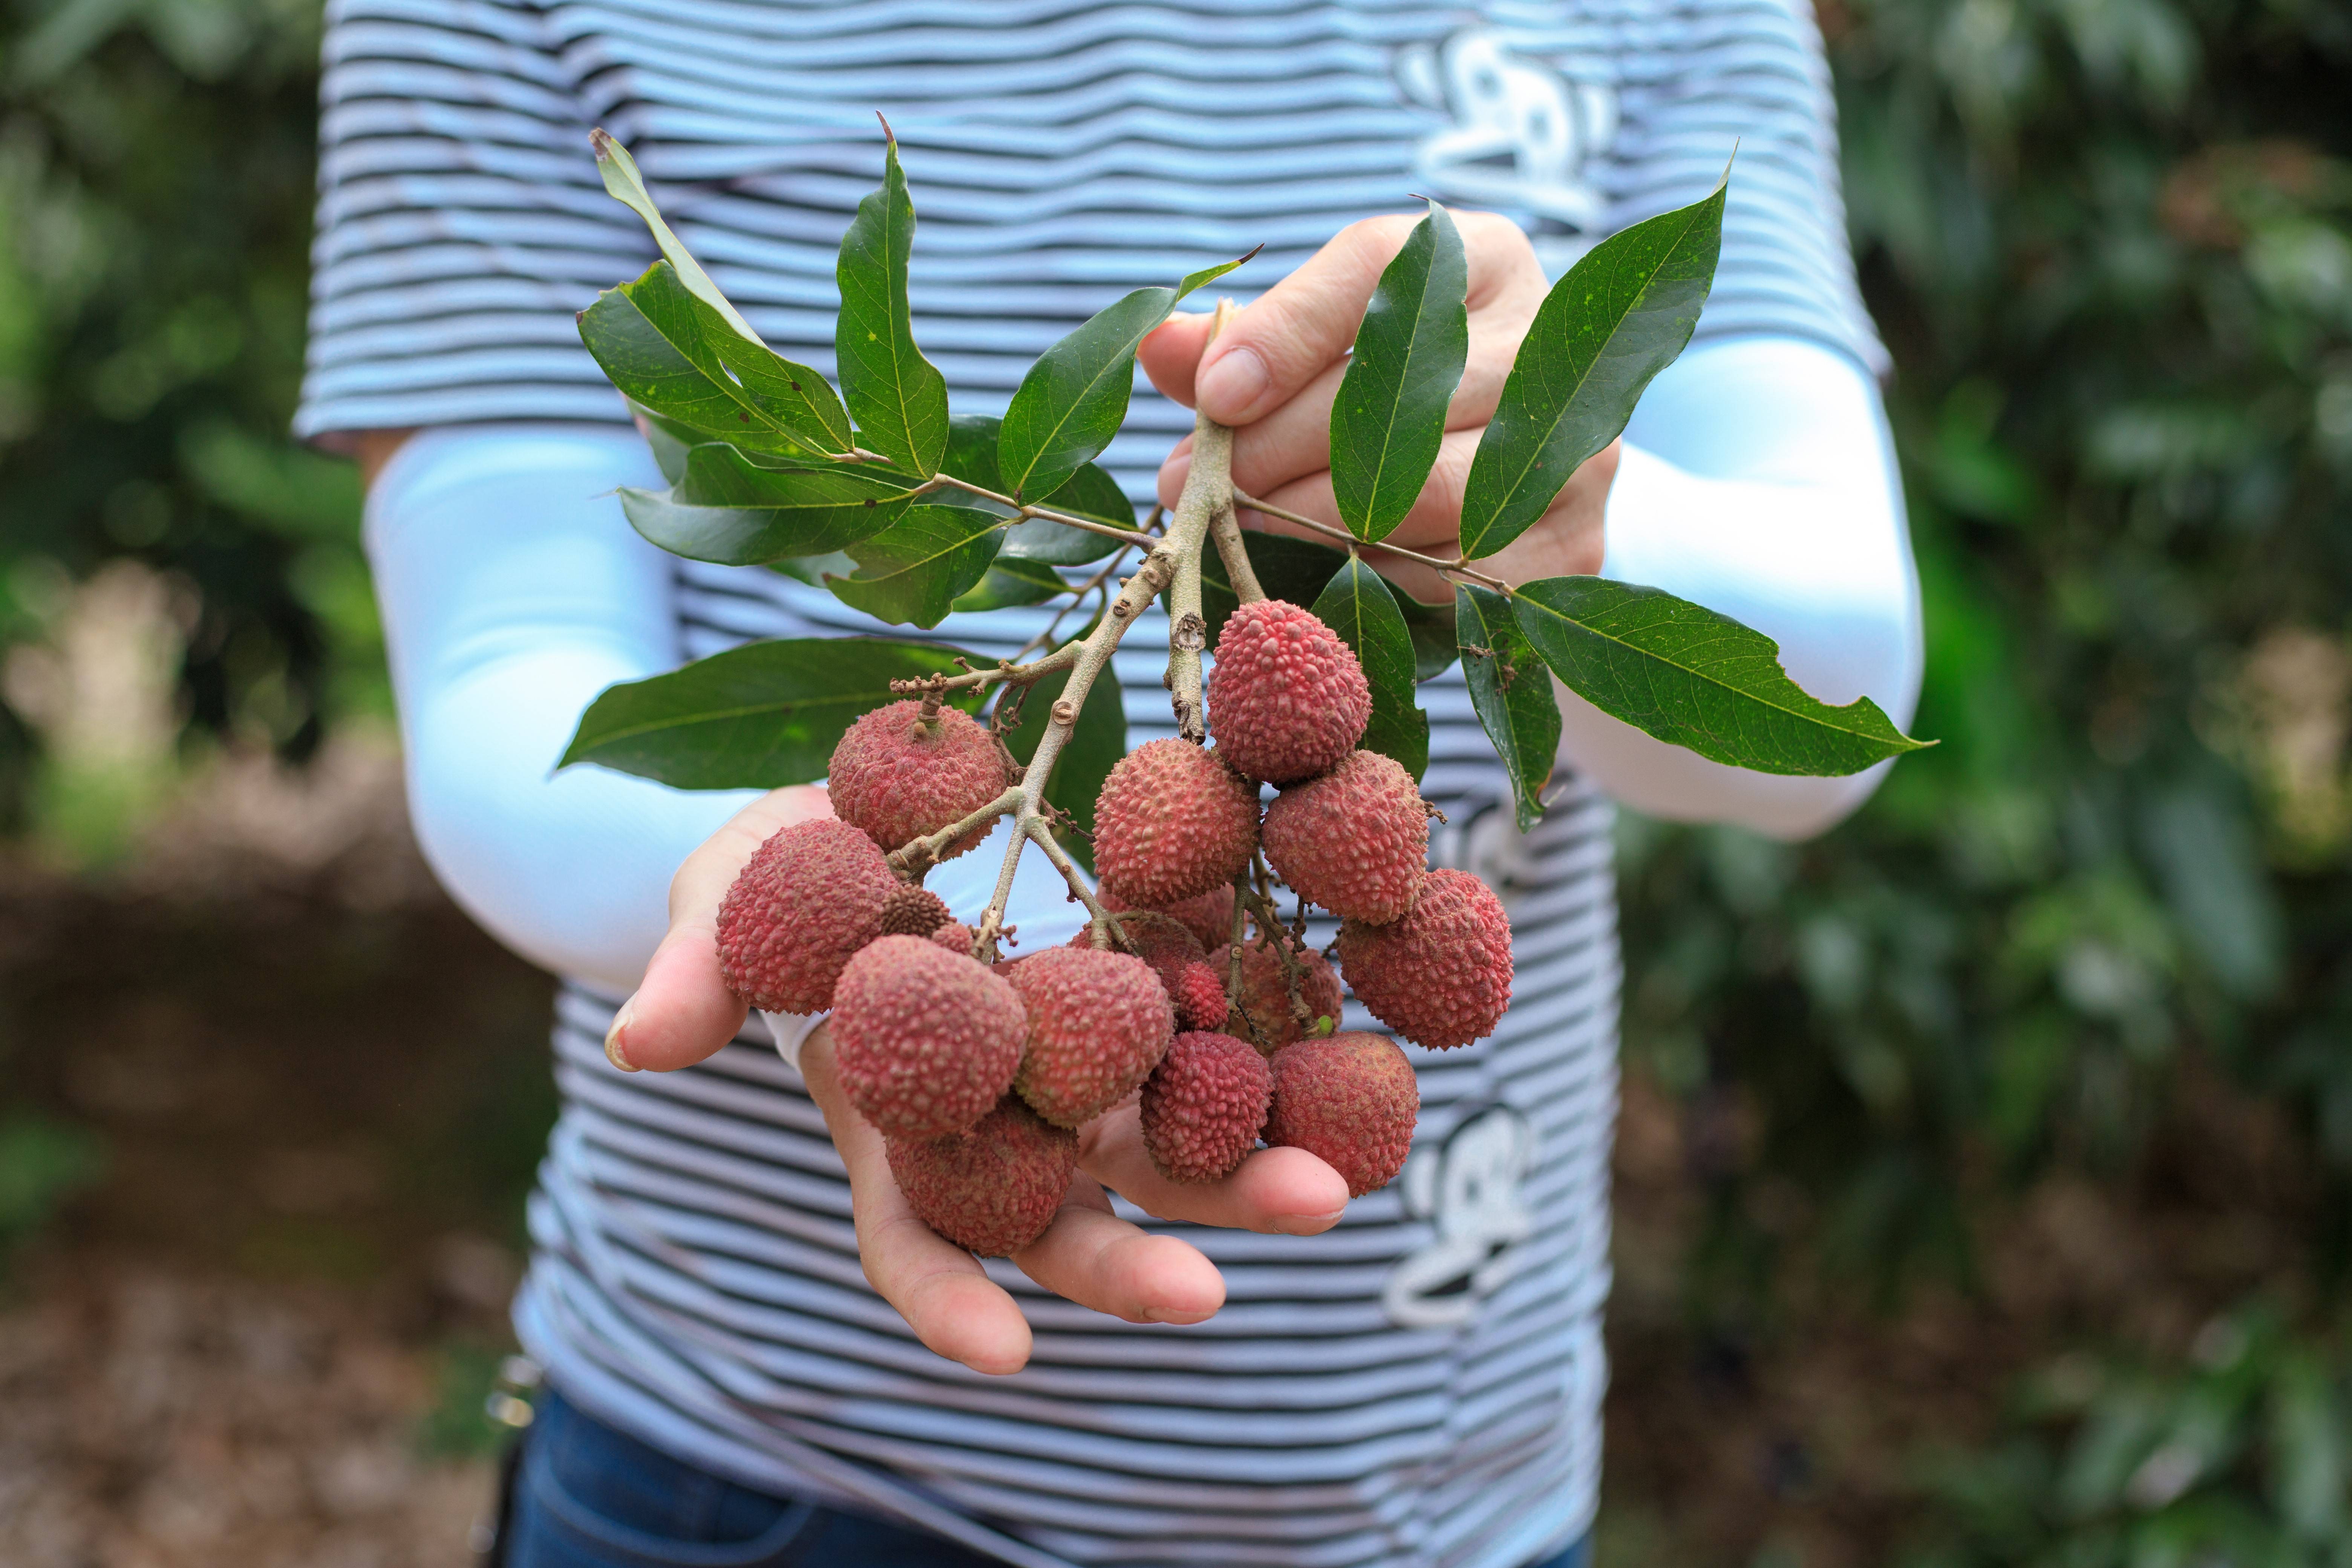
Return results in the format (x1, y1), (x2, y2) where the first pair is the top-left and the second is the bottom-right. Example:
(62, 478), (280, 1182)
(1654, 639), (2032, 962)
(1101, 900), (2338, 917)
(762, 1010), (825, 1074)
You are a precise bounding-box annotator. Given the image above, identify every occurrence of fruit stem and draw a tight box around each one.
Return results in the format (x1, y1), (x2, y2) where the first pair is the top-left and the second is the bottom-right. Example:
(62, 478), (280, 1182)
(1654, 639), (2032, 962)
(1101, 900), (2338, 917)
(968, 310), (1239, 956)
(890, 642), (1080, 698)
(1230, 489), (1514, 593)
(887, 784), (1022, 878)
(1211, 499), (1266, 606)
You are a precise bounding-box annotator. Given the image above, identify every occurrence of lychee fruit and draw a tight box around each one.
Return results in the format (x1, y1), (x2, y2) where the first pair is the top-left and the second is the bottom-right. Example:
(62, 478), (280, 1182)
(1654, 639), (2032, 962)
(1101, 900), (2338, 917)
(1099, 877), (1237, 952)
(1264, 1032), (1418, 1197)
(829, 936), (1027, 1138)
(879, 883), (953, 936)
(1172, 962), (1230, 1031)
(1092, 739), (1259, 906)
(886, 1096), (1077, 1257)
(1139, 1031), (1272, 1184)
(1335, 868), (1512, 1050)
(1262, 750), (1429, 924)
(1206, 600), (1370, 784)
(929, 921), (975, 956)
(828, 699), (1009, 859)
(1215, 934), (1344, 1054)
(1005, 946), (1174, 1127)
(716, 818), (899, 1014)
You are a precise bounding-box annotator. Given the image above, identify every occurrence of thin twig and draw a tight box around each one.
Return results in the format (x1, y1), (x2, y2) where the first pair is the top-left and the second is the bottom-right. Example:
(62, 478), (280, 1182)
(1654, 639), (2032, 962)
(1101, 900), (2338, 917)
(1231, 489), (1514, 593)
(923, 475), (1156, 546)
(890, 642), (1081, 698)
(887, 785), (1023, 878)
(1210, 501), (1266, 605)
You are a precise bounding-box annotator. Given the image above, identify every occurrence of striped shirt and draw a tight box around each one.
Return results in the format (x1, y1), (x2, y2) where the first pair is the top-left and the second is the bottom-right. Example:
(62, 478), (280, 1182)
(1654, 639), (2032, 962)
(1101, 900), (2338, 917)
(299, 3), (1882, 1564)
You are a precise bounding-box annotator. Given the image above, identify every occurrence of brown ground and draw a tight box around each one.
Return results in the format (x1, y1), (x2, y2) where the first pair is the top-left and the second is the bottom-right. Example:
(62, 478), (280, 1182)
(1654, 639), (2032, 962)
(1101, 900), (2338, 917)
(0, 768), (2311, 1566)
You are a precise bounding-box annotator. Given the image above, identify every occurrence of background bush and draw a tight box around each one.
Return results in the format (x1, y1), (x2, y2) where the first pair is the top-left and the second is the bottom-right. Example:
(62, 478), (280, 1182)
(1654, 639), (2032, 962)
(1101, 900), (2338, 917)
(0, 0), (2345, 1556)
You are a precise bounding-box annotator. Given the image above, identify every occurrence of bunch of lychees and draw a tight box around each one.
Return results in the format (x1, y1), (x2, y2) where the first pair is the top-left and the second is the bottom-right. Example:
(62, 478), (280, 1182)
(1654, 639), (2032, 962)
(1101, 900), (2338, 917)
(714, 599), (1512, 1258)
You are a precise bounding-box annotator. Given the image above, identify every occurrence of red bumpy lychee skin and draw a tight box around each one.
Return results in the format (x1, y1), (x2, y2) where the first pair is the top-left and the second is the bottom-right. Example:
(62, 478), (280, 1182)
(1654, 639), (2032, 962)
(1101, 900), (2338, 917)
(715, 818), (899, 1014)
(1206, 600), (1371, 785)
(1216, 935), (1345, 1055)
(1262, 749), (1429, 924)
(1098, 877), (1237, 953)
(879, 884), (952, 936)
(827, 700), (1008, 859)
(1140, 1032), (1272, 1184)
(929, 921), (976, 956)
(1006, 946), (1174, 1127)
(1092, 739), (1259, 905)
(886, 1096), (1077, 1257)
(1264, 1032), (1419, 1197)
(1172, 962), (1230, 1031)
(1335, 868), (1513, 1050)
(829, 936), (1028, 1138)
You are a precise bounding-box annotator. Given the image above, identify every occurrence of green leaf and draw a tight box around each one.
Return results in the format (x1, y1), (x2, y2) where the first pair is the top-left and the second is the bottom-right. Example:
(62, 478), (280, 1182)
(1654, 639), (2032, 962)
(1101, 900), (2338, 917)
(997, 250), (1256, 501)
(560, 637), (980, 789)
(580, 263), (853, 458)
(1460, 180), (1727, 559)
(1512, 576), (1932, 776)
(937, 413), (1011, 497)
(825, 505), (1005, 628)
(629, 402), (697, 484)
(836, 130), (950, 476)
(1456, 585), (1561, 830)
(1310, 555), (1430, 779)
(591, 130), (767, 350)
(1395, 589), (1459, 683)
(622, 444), (916, 564)
(951, 554), (1070, 612)
(994, 644), (1125, 874)
(1331, 202), (1469, 542)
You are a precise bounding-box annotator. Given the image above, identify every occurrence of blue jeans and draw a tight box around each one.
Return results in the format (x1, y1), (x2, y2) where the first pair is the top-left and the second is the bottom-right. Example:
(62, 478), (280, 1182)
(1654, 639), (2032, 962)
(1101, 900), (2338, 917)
(503, 1388), (1592, 1568)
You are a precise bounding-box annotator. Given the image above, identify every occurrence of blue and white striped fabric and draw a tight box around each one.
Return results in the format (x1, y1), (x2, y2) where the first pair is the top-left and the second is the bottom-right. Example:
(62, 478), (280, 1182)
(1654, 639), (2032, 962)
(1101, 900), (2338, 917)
(299, 4), (1880, 1564)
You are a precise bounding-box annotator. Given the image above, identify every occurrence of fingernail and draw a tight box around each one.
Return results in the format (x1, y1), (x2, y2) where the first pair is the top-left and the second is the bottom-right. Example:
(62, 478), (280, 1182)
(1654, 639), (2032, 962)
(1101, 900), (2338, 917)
(1196, 347), (1267, 422)
(1272, 1208), (1345, 1236)
(604, 1001), (640, 1072)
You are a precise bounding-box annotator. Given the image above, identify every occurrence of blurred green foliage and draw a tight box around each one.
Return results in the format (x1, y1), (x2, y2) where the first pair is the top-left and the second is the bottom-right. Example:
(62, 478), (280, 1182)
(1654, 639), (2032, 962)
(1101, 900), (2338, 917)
(1616, 0), (2352, 1550)
(0, 0), (380, 838)
(0, 0), (2346, 1551)
(0, 1109), (103, 1272)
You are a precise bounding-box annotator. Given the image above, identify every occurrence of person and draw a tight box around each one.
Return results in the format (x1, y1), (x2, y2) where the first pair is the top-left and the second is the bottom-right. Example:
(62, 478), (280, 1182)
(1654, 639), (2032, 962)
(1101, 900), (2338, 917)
(302, 1), (1920, 1563)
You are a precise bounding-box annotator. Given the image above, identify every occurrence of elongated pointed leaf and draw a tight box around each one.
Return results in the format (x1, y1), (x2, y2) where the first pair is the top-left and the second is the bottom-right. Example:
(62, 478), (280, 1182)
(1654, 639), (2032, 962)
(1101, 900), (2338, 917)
(560, 637), (980, 789)
(1310, 556), (1429, 779)
(582, 263), (853, 458)
(1332, 202), (1469, 542)
(837, 132), (949, 475)
(1512, 576), (1931, 776)
(994, 639), (1125, 873)
(625, 444), (916, 563)
(1457, 585), (1561, 830)
(591, 129), (766, 348)
(952, 555), (1070, 612)
(1461, 182), (1726, 560)
(998, 251), (1256, 501)
(825, 505), (1004, 628)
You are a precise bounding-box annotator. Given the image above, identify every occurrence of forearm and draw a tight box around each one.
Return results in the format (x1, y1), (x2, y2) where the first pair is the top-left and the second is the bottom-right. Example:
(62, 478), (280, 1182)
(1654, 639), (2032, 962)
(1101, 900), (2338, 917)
(369, 425), (761, 991)
(1563, 335), (1922, 839)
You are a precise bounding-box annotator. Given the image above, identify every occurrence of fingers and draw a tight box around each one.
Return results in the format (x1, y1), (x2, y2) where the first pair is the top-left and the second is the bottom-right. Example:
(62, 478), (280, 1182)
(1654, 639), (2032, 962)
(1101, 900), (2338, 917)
(1181, 211), (1546, 427)
(605, 784), (833, 1073)
(1078, 1103), (1350, 1235)
(806, 1032), (1038, 1374)
(1012, 1176), (1227, 1325)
